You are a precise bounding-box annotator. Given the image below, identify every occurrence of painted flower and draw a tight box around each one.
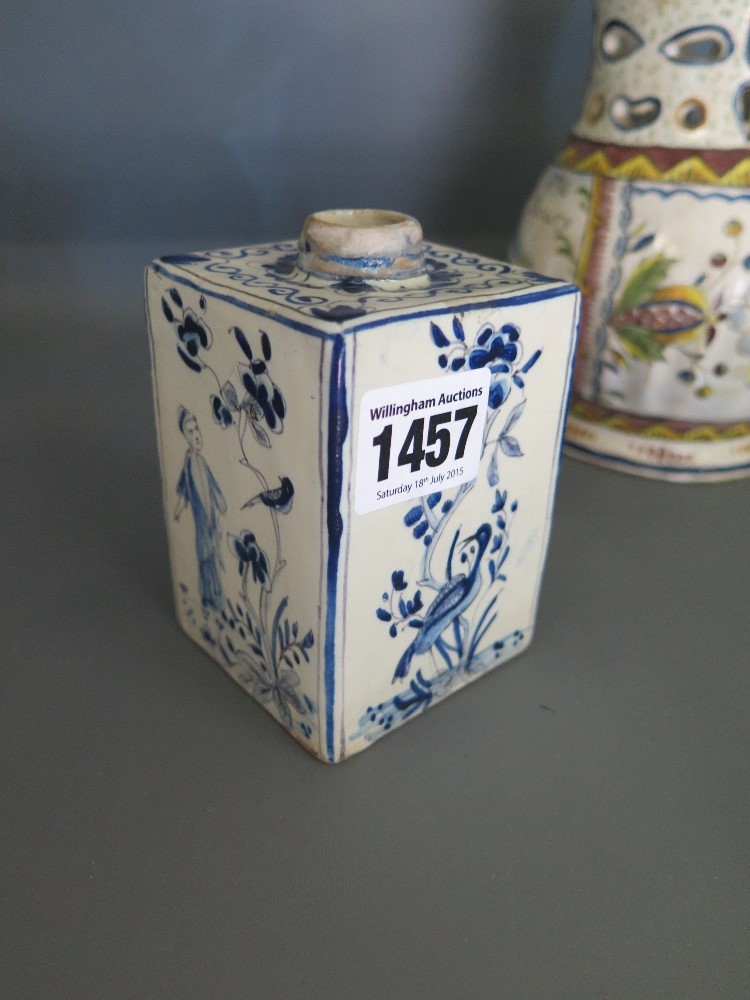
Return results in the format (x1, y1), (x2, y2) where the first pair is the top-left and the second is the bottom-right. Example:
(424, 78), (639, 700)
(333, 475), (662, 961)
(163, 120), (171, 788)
(161, 290), (212, 372)
(234, 327), (287, 433)
(211, 394), (233, 427)
(240, 359), (286, 432)
(177, 309), (212, 358)
(611, 284), (709, 359)
(488, 378), (511, 409)
(425, 258), (462, 289)
(331, 275), (374, 294)
(235, 651), (304, 728)
(262, 252), (298, 278)
(467, 323), (521, 372)
(232, 531), (270, 587)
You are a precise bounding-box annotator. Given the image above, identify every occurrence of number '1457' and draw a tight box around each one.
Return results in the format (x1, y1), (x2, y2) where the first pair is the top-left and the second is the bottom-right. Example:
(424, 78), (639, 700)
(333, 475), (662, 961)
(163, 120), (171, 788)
(372, 406), (478, 482)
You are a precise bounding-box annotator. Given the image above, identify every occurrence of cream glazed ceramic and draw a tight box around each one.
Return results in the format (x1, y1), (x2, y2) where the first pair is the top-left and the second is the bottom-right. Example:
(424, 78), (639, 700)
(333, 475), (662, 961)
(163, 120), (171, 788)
(516, 0), (750, 480)
(146, 210), (579, 761)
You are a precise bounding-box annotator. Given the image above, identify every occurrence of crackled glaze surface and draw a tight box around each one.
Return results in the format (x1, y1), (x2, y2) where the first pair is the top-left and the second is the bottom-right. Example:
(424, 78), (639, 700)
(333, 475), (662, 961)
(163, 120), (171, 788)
(147, 225), (579, 760)
(517, 0), (750, 480)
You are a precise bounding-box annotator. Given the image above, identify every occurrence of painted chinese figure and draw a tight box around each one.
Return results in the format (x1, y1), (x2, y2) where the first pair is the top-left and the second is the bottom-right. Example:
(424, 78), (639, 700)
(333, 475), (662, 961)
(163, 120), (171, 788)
(175, 407), (227, 611)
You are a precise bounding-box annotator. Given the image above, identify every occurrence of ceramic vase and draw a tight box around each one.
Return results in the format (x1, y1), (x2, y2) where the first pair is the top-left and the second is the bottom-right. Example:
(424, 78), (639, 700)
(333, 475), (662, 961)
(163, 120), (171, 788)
(516, 0), (750, 480)
(146, 210), (579, 761)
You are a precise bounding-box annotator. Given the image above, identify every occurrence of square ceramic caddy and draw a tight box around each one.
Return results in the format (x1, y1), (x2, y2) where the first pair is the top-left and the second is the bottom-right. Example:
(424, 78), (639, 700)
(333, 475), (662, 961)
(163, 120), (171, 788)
(145, 210), (579, 762)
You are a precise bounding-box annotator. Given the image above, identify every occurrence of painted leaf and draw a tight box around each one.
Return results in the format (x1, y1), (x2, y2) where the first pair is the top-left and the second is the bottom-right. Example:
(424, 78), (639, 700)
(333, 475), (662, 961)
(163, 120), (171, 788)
(271, 387), (285, 420)
(177, 346), (202, 372)
(221, 381), (239, 410)
(488, 379), (510, 409)
(491, 489), (507, 513)
(162, 298), (174, 323)
(233, 326), (254, 360)
(282, 684), (304, 715)
(261, 331), (272, 361)
(615, 325), (666, 362)
(247, 419), (271, 448)
(502, 399), (526, 435)
(404, 505), (423, 527)
(617, 254), (676, 313)
(487, 452), (499, 486)
(273, 689), (293, 727)
(521, 349), (542, 374)
(631, 233), (655, 253)
(452, 316), (465, 341)
(500, 435), (523, 457)
(430, 322), (450, 347)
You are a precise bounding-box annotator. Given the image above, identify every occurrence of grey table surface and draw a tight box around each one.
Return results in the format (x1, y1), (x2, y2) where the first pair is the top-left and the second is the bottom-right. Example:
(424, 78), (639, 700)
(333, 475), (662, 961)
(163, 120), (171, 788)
(2, 242), (749, 1000)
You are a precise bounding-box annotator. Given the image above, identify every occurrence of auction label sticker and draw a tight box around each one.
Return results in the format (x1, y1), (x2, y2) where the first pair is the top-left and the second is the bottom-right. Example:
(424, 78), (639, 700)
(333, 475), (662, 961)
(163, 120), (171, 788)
(355, 368), (490, 515)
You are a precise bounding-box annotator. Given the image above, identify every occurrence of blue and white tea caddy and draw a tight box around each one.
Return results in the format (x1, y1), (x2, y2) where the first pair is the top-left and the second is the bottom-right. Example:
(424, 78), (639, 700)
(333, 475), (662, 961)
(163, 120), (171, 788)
(145, 210), (579, 761)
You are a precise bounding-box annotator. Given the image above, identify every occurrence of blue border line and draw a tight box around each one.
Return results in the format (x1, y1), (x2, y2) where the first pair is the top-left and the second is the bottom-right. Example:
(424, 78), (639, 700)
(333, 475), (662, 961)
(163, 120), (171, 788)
(632, 186), (750, 203)
(565, 440), (750, 476)
(524, 294), (580, 633)
(150, 261), (578, 341)
(347, 284), (577, 333)
(324, 336), (348, 761)
(150, 262), (339, 338)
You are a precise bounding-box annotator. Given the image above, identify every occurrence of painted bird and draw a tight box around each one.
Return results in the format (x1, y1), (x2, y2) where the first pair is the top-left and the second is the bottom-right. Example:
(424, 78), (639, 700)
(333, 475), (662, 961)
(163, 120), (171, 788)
(241, 476), (294, 513)
(393, 523), (492, 683)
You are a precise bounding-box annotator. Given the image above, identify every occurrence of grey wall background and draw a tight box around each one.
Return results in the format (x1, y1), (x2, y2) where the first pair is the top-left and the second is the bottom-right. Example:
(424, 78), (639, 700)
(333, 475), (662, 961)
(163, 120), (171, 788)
(1, 0), (591, 247)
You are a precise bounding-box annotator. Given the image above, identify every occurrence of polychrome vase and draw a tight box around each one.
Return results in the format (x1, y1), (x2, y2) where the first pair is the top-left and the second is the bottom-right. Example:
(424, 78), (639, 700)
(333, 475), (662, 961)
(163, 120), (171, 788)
(516, 0), (750, 480)
(146, 210), (579, 760)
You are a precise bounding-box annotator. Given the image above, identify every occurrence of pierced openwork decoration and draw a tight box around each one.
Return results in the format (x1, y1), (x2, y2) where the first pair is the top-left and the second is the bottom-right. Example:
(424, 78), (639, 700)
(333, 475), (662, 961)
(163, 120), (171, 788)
(676, 98), (707, 131)
(660, 25), (734, 65)
(601, 19), (643, 61)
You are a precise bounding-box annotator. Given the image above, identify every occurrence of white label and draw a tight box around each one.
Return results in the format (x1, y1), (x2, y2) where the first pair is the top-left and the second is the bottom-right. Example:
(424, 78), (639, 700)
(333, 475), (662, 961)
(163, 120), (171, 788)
(355, 369), (490, 515)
